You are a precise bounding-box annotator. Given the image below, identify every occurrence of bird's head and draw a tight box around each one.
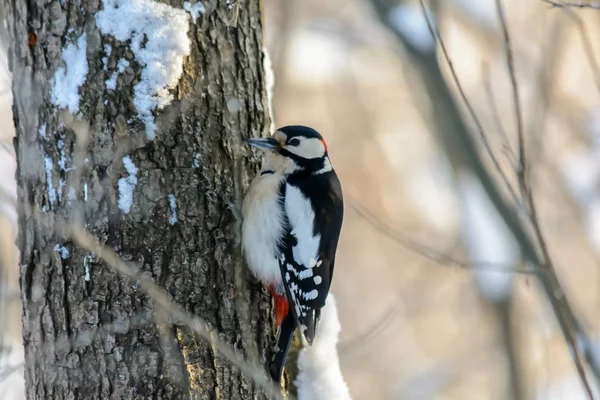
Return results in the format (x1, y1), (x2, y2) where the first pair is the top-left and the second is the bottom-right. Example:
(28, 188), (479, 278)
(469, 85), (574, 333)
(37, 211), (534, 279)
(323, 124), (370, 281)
(247, 125), (331, 175)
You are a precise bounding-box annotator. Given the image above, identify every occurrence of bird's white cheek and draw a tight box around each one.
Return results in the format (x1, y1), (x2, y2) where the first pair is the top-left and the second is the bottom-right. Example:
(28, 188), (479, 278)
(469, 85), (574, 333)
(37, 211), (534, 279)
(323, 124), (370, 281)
(288, 138), (326, 159)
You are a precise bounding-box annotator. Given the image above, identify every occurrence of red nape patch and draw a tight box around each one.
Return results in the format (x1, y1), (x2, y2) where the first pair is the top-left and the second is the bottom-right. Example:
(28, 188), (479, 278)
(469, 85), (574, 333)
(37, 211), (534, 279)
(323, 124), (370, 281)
(269, 285), (289, 326)
(320, 138), (328, 153)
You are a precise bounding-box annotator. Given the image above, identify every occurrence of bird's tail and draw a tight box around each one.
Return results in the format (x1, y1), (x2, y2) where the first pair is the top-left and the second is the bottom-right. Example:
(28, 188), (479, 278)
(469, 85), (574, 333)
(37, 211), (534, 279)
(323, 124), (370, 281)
(301, 308), (321, 345)
(270, 311), (297, 382)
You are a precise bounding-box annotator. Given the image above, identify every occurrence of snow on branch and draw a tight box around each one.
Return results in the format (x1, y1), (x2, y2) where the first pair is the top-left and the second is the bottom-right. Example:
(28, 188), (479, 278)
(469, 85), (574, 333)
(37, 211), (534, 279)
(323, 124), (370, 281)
(295, 295), (352, 400)
(96, 0), (191, 140)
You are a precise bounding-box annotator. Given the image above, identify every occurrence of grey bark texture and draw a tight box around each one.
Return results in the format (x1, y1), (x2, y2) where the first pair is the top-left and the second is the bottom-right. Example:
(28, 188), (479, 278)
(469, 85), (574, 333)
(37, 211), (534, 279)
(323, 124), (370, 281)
(2, 0), (277, 398)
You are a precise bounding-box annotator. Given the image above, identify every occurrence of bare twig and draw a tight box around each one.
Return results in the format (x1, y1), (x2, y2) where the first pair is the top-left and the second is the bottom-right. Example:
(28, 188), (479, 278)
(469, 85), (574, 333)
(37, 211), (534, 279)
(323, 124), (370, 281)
(338, 302), (398, 355)
(551, 4), (600, 93)
(496, 1), (596, 397)
(0, 362), (23, 381)
(525, 14), (564, 168)
(494, 0), (528, 200)
(481, 63), (518, 168)
(526, 189), (597, 399)
(370, 0), (599, 396)
(541, 0), (600, 9)
(347, 196), (535, 274)
(574, 17), (600, 94)
(414, 1), (522, 208)
(70, 225), (285, 400)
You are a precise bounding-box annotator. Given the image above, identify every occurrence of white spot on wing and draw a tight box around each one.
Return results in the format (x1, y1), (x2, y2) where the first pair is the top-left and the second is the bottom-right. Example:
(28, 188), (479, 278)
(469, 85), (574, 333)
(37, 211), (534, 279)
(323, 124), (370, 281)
(298, 268), (313, 280)
(313, 276), (322, 285)
(302, 289), (319, 301)
(285, 184), (321, 268)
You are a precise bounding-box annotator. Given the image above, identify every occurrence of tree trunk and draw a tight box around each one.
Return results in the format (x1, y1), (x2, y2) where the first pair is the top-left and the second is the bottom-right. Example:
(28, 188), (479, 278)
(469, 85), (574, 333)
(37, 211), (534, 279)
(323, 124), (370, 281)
(3, 0), (275, 398)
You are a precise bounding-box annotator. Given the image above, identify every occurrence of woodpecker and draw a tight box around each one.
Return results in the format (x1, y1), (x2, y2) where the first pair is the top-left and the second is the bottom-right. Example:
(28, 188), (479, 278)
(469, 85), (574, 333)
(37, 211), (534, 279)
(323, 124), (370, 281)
(241, 125), (344, 382)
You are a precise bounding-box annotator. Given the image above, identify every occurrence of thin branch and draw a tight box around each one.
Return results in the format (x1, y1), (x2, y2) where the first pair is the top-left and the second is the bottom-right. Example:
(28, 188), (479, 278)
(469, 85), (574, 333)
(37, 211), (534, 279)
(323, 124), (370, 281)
(414, 0), (522, 208)
(526, 189), (597, 399)
(481, 63), (518, 168)
(370, 0), (599, 396)
(575, 20), (600, 95)
(541, 0), (600, 9)
(69, 225), (285, 400)
(347, 196), (535, 274)
(525, 14), (564, 169)
(494, 0), (528, 200)
(497, 1), (596, 396)
(0, 362), (23, 381)
(338, 302), (398, 355)
(555, 4), (600, 94)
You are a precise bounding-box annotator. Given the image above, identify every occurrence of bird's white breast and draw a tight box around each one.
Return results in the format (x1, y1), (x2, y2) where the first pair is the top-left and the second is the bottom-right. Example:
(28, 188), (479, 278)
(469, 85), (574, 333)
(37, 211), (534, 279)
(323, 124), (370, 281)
(242, 172), (285, 285)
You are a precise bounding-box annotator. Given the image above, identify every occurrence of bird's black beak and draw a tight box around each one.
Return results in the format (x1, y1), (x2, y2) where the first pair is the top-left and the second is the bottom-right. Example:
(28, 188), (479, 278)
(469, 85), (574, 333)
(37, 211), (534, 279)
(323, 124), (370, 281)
(247, 137), (280, 151)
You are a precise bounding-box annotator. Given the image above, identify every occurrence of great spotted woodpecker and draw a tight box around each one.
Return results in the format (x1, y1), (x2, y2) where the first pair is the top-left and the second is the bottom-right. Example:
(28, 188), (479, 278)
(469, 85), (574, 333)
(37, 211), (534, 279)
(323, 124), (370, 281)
(242, 125), (344, 382)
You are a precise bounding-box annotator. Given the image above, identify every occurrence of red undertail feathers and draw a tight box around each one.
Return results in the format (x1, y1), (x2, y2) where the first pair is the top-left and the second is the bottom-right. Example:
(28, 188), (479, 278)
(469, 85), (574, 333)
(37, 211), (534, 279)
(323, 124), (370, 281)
(270, 285), (289, 326)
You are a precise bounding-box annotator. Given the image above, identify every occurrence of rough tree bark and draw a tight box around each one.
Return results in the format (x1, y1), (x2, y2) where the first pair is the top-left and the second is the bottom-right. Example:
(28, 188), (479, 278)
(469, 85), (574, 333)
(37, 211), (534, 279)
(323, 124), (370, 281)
(3, 0), (276, 398)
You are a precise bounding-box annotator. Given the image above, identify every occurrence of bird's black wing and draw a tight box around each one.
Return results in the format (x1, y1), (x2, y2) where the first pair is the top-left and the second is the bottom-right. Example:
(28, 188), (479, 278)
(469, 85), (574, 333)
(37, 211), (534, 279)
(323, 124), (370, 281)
(277, 170), (344, 344)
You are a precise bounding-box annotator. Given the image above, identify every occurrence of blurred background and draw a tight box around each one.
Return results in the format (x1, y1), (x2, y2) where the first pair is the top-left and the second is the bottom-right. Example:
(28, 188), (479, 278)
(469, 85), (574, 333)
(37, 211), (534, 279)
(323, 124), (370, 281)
(3, 0), (600, 398)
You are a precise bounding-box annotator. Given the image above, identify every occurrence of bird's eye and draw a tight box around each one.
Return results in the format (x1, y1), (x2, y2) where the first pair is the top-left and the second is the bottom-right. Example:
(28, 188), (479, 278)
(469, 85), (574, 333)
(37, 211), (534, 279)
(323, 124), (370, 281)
(288, 138), (301, 146)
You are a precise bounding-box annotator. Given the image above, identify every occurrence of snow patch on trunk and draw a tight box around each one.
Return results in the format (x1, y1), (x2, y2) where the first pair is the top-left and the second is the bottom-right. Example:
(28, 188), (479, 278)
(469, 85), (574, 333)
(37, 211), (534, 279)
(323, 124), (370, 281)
(168, 194), (178, 225)
(51, 34), (89, 113)
(106, 59), (130, 91)
(53, 244), (70, 259)
(96, 0), (191, 139)
(184, 1), (206, 20)
(118, 156), (138, 214)
(44, 156), (56, 209)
